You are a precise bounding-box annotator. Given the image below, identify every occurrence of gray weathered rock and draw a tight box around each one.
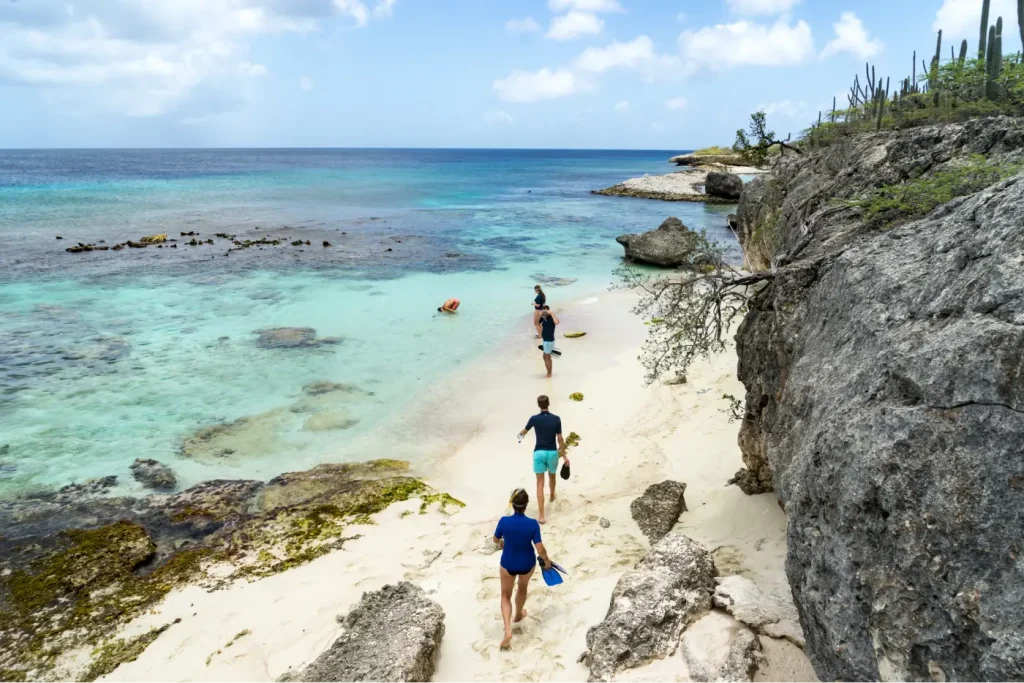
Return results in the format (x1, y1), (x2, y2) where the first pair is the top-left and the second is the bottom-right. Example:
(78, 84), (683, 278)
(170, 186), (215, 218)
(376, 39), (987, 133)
(282, 582), (444, 682)
(734, 116), (1024, 680)
(584, 532), (716, 681)
(705, 172), (743, 200)
(713, 575), (804, 647)
(680, 610), (763, 682)
(670, 153), (746, 167)
(616, 217), (701, 268)
(130, 458), (177, 491)
(629, 480), (687, 543)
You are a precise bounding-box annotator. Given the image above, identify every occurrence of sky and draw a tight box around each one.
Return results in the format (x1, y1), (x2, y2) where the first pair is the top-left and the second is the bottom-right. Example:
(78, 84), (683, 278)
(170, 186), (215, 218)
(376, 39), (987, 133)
(0, 0), (1015, 148)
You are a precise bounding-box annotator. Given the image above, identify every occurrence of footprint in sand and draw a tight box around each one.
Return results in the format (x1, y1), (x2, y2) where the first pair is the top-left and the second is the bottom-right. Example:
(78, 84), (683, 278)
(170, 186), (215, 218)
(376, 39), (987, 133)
(711, 545), (752, 577)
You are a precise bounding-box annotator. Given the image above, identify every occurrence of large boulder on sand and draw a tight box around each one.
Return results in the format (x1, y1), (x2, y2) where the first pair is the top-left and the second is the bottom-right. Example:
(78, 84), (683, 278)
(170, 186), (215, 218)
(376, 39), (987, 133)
(680, 610), (763, 682)
(705, 172), (744, 200)
(130, 458), (177, 491)
(281, 582), (444, 682)
(629, 480), (687, 543)
(616, 217), (702, 268)
(584, 532), (716, 681)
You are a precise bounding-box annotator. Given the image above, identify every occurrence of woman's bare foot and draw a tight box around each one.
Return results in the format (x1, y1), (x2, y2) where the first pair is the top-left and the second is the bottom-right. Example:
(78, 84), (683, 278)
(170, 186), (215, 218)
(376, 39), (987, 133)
(513, 608), (528, 623)
(500, 630), (513, 650)
(549, 492), (556, 502)
(538, 516), (546, 524)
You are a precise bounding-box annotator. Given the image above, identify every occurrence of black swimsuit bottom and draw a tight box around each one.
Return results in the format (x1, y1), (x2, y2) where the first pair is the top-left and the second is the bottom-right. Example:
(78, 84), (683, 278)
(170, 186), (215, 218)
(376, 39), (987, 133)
(502, 564), (533, 576)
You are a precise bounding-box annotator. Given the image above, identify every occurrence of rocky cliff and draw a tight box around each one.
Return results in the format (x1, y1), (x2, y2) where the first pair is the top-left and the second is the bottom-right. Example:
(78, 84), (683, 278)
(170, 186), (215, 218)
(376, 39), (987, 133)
(732, 116), (1024, 680)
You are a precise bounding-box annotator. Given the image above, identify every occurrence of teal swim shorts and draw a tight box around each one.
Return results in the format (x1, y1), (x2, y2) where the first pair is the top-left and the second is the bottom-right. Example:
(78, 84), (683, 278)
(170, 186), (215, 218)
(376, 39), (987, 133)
(533, 449), (560, 474)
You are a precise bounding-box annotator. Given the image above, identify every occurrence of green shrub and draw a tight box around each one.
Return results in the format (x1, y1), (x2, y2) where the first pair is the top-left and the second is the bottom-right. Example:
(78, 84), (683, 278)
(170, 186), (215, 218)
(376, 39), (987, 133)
(847, 154), (1024, 227)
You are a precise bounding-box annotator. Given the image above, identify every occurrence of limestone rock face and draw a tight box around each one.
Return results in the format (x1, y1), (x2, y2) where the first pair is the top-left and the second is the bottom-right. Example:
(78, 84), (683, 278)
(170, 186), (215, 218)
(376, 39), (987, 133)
(584, 532), (716, 681)
(629, 480), (687, 543)
(616, 217), (702, 268)
(281, 582), (444, 682)
(705, 172), (743, 200)
(680, 610), (763, 682)
(733, 116), (1024, 680)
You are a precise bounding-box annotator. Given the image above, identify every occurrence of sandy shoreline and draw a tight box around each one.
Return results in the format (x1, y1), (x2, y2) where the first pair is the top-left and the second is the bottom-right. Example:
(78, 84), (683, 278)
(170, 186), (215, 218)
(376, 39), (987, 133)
(94, 288), (815, 683)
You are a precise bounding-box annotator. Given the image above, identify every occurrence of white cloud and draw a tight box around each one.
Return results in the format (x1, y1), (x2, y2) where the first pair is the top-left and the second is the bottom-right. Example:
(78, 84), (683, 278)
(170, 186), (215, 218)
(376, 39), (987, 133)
(333, 0), (369, 27)
(374, 0), (397, 18)
(299, 75), (315, 90)
(726, 0), (801, 15)
(239, 61), (268, 77)
(821, 12), (883, 60)
(934, 0), (1014, 39)
(547, 11), (603, 40)
(680, 18), (814, 70)
(492, 67), (579, 102)
(574, 35), (683, 81)
(614, 99), (629, 110)
(759, 99), (808, 118)
(665, 96), (688, 110)
(0, 0), (395, 120)
(506, 17), (540, 34)
(485, 110), (514, 125)
(676, 12), (687, 22)
(548, 0), (623, 12)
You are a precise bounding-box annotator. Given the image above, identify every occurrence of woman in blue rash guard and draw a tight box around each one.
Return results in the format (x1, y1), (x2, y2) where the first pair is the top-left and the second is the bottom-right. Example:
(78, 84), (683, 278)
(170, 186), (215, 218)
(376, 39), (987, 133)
(493, 487), (553, 650)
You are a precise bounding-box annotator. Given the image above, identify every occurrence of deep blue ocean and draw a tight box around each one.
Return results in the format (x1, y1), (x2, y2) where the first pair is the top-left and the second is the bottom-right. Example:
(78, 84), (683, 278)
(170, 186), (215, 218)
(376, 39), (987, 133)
(0, 148), (736, 495)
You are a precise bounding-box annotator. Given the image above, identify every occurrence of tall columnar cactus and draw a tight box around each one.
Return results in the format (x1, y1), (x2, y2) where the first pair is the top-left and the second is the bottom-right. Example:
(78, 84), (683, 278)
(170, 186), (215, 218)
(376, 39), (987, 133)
(1018, 0), (1024, 56)
(980, 0), (991, 60)
(986, 24), (1000, 98)
(876, 77), (889, 132)
(959, 39), (968, 66)
(929, 30), (942, 91)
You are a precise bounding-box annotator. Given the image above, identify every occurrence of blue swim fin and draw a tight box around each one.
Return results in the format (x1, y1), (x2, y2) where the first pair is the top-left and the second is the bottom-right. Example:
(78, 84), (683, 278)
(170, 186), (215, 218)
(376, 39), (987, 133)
(541, 566), (563, 586)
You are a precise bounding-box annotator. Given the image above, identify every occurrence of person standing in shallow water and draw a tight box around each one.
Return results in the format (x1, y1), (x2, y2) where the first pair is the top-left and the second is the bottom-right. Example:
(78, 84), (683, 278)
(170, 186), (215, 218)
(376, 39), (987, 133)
(532, 285), (546, 338)
(539, 305), (558, 377)
(493, 488), (552, 650)
(518, 394), (568, 524)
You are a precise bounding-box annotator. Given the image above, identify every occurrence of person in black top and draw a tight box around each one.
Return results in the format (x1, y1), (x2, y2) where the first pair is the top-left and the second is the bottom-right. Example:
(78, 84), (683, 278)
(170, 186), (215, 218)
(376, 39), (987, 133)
(532, 285), (546, 339)
(539, 305), (559, 378)
(518, 395), (568, 523)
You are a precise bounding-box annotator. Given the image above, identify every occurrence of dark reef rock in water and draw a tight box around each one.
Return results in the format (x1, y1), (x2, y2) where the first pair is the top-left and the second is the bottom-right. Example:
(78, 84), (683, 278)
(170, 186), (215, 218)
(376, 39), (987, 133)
(530, 273), (578, 287)
(130, 458), (178, 492)
(254, 327), (343, 349)
(733, 115), (1024, 680)
(615, 216), (704, 268)
(280, 582), (444, 683)
(584, 532), (716, 681)
(704, 171), (743, 200)
(629, 480), (687, 544)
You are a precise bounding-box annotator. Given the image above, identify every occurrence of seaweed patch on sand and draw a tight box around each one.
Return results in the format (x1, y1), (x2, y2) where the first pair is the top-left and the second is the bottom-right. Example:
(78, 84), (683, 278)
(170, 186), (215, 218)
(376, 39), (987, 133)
(0, 459), (459, 680)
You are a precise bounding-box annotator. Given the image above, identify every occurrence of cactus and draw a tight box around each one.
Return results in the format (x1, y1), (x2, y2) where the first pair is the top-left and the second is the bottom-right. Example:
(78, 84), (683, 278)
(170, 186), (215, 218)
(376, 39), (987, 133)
(876, 77), (889, 132)
(1018, 0), (1024, 56)
(831, 96), (836, 123)
(986, 24), (999, 98)
(959, 39), (968, 66)
(912, 50), (917, 92)
(927, 30), (942, 91)
(980, 0), (991, 61)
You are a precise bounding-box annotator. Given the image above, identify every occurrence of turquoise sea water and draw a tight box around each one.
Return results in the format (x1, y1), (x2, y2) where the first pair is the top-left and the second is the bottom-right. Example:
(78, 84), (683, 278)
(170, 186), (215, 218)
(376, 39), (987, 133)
(0, 149), (738, 495)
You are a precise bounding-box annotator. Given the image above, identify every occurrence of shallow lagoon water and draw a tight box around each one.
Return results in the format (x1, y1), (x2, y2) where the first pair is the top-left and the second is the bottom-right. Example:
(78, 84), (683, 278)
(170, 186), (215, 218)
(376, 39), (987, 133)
(0, 149), (739, 494)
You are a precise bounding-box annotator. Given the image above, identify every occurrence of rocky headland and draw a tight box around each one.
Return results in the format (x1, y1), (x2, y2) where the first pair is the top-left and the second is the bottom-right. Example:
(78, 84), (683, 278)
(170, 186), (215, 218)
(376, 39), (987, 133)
(593, 167), (763, 203)
(731, 115), (1024, 680)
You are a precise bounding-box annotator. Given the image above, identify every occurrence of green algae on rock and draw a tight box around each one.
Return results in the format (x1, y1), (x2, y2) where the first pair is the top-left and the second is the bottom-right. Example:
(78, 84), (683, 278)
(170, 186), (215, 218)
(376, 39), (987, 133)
(81, 624), (173, 682)
(418, 492), (466, 515)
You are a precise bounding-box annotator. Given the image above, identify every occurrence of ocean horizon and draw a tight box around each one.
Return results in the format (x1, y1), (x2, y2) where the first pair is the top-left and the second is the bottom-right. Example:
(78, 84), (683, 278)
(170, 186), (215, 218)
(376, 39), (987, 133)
(0, 147), (733, 496)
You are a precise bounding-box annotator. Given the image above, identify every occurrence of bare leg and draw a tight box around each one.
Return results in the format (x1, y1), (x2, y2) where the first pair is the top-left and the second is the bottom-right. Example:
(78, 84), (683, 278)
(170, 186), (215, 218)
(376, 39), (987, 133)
(533, 310), (541, 338)
(499, 567), (515, 649)
(549, 472), (557, 502)
(514, 568), (535, 622)
(536, 473), (546, 524)
(543, 352), (552, 377)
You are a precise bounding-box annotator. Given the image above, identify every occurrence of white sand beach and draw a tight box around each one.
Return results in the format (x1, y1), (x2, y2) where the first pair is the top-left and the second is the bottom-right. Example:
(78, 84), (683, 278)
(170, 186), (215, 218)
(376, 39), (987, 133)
(95, 288), (815, 683)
